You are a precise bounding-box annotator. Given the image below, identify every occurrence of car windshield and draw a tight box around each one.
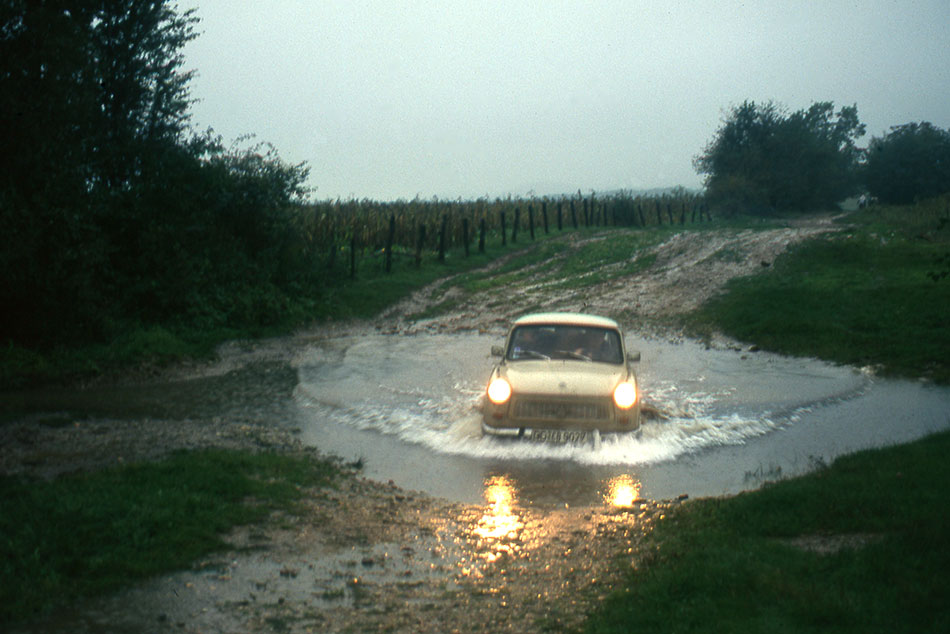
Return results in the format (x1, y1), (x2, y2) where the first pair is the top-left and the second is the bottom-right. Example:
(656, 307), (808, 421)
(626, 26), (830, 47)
(507, 325), (624, 364)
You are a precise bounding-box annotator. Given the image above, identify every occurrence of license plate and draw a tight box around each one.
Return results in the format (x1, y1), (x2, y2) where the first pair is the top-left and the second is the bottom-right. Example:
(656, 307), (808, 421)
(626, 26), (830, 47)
(530, 429), (590, 444)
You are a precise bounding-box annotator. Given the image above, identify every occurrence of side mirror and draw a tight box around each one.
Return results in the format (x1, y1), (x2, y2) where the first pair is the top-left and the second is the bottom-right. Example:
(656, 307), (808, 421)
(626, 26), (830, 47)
(627, 349), (641, 363)
(491, 345), (505, 358)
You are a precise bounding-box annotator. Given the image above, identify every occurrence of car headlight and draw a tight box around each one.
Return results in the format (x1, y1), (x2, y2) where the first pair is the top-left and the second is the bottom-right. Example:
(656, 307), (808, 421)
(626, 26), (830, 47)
(487, 377), (512, 405)
(613, 381), (637, 409)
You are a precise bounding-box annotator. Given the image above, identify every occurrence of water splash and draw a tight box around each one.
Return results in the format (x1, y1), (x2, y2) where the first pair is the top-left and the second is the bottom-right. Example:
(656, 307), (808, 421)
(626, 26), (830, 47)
(291, 333), (854, 467)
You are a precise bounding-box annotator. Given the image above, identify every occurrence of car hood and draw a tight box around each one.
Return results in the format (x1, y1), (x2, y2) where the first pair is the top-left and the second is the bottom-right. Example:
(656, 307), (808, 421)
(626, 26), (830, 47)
(501, 361), (628, 397)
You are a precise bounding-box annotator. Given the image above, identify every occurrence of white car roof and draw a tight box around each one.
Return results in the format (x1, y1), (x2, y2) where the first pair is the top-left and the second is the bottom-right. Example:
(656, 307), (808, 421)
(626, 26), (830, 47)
(512, 312), (621, 330)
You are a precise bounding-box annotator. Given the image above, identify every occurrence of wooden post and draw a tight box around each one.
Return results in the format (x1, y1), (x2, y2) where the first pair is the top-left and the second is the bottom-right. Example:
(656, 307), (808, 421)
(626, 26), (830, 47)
(501, 211), (507, 246)
(583, 198), (589, 227)
(385, 214), (395, 272)
(438, 214), (447, 262)
(637, 203), (645, 227)
(512, 207), (520, 243)
(415, 222), (425, 267)
(463, 217), (470, 257)
(556, 201), (563, 231)
(542, 200), (549, 234)
(528, 204), (535, 240)
(571, 200), (578, 229)
(479, 218), (486, 253)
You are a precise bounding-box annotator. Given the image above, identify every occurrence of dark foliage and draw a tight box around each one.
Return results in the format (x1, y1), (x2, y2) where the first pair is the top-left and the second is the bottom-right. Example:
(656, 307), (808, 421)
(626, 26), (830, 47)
(695, 100), (865, 214)
(865, 122), (950, 205)
(0, 1), (311, 348)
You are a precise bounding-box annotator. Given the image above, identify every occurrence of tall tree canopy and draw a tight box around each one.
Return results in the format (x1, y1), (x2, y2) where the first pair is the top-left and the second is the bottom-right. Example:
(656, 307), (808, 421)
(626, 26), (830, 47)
(695, 100), (865, 214)
(0, 1), (311, 348)
(864, 122), (950, 205)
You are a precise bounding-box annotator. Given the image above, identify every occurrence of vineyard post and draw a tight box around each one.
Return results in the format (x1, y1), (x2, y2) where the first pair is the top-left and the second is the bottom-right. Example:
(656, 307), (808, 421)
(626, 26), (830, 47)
(385, 214), (395, 272)
(415, 222), (425, 268)
(479, 218), (486, 253)
(512, 207), (520, 243)
(666, 201), (674, 224)
(570, 200), (578, 229)
(542, 200), (549, 234)
(656, 200), (662, 225)
(463, 217), (470, 257)
(680, 200), (686, 225)
(637, 202), (645, 227)
(500, 211), (507, 246)
(556, 201), (563, 231)
(583, 198), (589, 227)
(528, 204), (535, 240)
(438, 214), (447, 262)
(691, 201), (697, 223)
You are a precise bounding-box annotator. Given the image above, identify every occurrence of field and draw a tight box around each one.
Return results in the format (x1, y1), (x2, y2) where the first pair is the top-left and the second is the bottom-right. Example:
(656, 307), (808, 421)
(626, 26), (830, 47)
(2, 196), (948, 631)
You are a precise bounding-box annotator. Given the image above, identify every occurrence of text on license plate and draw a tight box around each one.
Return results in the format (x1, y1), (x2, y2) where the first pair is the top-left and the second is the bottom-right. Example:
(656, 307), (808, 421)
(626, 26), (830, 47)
(531, 429), (590, 444)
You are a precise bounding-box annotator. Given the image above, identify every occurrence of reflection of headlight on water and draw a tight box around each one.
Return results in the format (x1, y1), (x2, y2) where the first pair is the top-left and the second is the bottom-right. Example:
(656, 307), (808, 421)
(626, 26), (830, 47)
(473, 475), (522, 542)
(605, 474), (640, 508)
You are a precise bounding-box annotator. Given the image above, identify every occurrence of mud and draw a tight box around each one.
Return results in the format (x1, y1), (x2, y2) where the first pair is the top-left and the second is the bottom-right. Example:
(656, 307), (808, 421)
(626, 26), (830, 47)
(6, 217), (847, 633)
(378, 215), (839, 337)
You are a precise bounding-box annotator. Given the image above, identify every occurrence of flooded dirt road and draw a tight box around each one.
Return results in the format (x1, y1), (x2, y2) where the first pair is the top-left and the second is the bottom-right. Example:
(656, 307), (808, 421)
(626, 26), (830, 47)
(5, 329), (949, 633)
(5, 219), (949, 632)
(296, 330), (949, 504)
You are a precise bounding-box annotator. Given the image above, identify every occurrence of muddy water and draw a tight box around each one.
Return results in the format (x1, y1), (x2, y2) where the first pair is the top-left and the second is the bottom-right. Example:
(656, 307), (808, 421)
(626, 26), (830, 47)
(4, 332), (948, 507)
(293, 332), (950, 505)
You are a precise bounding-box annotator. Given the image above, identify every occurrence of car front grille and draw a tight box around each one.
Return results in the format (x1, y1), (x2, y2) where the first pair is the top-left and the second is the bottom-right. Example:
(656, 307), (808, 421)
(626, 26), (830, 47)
(512, 397), (610, 422)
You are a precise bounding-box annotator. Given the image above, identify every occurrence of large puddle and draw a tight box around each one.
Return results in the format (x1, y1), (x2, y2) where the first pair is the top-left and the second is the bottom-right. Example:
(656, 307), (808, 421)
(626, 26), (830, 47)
(293, 332), (950, 506)
(4, 332), (948, 508)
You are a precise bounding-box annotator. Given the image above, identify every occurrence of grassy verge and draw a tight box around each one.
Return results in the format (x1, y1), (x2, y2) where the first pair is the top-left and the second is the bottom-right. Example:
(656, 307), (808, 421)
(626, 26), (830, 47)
(0, 236), (527, 389)
(586, 429), (950, 634)
(0, 449), (344, 625)
(687, 200), (950, 383)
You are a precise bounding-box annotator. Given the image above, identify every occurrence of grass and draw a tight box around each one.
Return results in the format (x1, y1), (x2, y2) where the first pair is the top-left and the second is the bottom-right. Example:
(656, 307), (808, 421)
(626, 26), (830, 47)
(0, 235), (518, 389)
(583, 199), (950, 634)
(687, 200), (950, 383)
(585, 429), (950, 634)
(0, 449), (344, 625)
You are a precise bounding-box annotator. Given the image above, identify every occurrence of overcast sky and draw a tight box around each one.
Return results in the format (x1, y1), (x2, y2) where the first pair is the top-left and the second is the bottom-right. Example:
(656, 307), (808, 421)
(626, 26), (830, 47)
(182, 0), (950, 201)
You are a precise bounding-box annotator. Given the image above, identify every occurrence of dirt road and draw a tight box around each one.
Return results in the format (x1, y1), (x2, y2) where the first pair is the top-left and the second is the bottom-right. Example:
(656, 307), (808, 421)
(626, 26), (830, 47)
(5, 218), (840, 633)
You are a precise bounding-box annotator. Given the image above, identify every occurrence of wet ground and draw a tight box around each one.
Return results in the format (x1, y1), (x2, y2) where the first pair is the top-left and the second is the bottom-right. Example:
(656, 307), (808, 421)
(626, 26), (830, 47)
(5, 219), (950, 632)
(294, 330), (950, 504)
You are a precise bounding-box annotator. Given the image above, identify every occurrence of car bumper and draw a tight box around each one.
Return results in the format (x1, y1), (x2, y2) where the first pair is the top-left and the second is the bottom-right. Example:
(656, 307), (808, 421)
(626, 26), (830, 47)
(482, 394), (641, 434)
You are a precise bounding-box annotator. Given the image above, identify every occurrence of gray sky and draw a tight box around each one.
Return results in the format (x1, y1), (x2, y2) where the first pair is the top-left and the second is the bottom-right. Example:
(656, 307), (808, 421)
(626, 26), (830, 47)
(183, 0), (950, 201)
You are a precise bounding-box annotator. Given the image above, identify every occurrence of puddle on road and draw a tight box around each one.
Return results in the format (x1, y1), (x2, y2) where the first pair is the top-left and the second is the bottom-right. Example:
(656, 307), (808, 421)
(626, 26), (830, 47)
(293, 332), (950, 505)
(3, 330), (948, 506)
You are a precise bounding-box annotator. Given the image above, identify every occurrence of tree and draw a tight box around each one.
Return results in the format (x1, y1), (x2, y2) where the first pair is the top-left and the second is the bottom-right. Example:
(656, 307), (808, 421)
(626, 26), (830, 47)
(0, 1), (200, 345)
(695, 100), (866, 214)
(864, 122), (950, 204)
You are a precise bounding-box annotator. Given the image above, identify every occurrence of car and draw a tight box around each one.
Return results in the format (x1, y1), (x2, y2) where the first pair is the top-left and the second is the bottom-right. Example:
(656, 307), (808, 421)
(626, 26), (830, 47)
(481, 312), (641, 444)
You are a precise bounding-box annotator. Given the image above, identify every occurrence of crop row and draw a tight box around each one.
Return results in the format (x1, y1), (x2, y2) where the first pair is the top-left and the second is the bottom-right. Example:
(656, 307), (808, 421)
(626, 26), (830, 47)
(298, 191), (708, 264)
